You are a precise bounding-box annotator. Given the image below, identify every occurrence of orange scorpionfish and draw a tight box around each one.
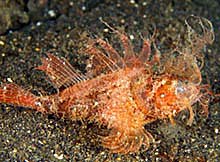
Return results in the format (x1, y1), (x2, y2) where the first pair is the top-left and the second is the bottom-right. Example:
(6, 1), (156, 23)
(0, 16), (215, 154)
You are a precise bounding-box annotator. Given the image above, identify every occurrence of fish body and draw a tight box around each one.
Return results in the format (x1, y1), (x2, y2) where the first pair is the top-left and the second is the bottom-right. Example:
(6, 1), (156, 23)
(0, 16), (214, 154)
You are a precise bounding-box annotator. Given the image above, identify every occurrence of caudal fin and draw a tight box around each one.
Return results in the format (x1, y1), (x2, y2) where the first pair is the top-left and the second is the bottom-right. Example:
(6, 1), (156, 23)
(0, 84), (42, 111)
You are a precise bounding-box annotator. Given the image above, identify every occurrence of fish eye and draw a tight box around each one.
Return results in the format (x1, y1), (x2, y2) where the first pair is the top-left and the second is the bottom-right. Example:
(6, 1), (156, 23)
(176, 86), (185, 94)
(175, 82), (186, 94)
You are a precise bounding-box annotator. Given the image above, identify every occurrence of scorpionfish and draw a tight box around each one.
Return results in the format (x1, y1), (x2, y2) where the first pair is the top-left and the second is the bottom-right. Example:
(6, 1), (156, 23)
(0, 16), (214, 154)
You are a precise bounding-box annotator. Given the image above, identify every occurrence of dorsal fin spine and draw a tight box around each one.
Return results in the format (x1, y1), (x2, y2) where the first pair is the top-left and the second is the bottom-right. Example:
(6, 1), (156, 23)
(95, 38), (125, 68)
(36, 53), (87, 89)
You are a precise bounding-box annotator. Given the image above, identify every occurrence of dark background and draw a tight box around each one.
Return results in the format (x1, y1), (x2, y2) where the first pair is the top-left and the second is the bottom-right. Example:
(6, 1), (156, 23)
(0, 0), (219, 161)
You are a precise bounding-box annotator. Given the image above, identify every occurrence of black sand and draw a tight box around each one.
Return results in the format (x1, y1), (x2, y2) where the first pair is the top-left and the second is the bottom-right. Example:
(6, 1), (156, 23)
(0, 0), (219, 161)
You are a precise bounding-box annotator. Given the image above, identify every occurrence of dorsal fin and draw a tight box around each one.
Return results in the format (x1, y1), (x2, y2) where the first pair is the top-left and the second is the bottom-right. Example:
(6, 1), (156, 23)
(84, 20), (156, 76)
(36, 53), (87, 88)
(99, 19), (137, 67)
(95, 38), (125, 68)
(138, 39), (151, 63)
(84, 38), (123, 77)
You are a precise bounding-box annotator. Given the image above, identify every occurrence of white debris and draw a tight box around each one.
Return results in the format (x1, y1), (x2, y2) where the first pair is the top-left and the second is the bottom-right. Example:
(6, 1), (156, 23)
(48, 10), (56, 17)
(129, 34), (134, 40)
(103, 28), (109, 33)
(7, 78), (13, 83)
(0, 40), (5, 46)
(214, 128), (218, 134)
(130, 0), (135, 4)
(54, 153), (64, 160)
(36, 22), (42, 26)
(81, 6), (86, 11)
(35, 101), (42, 107)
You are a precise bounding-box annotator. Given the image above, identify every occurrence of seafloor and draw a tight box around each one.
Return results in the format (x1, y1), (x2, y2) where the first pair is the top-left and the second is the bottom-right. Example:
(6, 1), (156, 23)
(0, 0), (219, 161)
